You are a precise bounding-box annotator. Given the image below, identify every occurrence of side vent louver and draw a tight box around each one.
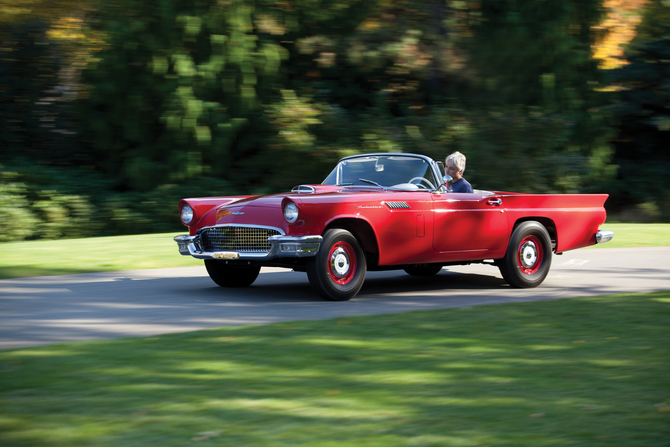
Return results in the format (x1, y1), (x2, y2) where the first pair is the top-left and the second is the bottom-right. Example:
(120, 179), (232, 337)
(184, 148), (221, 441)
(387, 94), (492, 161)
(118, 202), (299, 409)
(384, 201), (411, 210)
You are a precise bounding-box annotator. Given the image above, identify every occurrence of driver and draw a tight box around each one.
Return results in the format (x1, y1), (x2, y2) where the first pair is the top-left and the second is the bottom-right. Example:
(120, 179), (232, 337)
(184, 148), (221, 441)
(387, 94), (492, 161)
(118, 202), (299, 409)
(445, 151), (473, 193)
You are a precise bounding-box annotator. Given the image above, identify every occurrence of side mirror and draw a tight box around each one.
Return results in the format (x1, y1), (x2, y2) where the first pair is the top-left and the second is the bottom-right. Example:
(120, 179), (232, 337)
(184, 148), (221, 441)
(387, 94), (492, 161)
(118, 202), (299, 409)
(442, 175), (453, 192)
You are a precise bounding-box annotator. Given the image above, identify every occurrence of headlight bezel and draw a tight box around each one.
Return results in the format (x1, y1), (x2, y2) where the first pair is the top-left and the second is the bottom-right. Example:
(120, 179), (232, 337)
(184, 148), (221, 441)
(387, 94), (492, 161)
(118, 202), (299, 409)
(284, 201), (299, 224)
(181, 204), (194, 225)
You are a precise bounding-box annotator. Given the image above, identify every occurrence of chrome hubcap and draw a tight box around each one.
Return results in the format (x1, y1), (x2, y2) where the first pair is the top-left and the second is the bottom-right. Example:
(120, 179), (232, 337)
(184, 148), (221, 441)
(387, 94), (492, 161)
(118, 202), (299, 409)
(330, 247), (351, 278)
(520, 241), (538, 268)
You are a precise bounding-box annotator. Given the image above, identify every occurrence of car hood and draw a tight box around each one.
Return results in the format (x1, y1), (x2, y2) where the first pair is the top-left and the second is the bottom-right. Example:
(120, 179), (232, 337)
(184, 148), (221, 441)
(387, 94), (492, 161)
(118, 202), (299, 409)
(206, 185), (342, 227)
(225, 185), (343, 208)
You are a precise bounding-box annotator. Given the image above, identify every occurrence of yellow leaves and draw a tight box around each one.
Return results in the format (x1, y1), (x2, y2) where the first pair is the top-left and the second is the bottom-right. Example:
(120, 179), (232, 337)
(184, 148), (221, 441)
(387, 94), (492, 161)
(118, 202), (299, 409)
(360, 18), (381, 30)
(46, 17), (86, 41)
(655, 403), (670, 412)
(592, 0), (651, 69)
(1, 0), (108, 58)
(0, 0), (43, 23)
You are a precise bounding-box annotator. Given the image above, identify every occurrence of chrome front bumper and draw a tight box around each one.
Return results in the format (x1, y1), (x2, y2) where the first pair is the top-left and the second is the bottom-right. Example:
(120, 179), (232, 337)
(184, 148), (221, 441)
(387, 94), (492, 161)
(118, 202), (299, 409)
(174, 234), (322, 260)
(595, 230), (614, 244)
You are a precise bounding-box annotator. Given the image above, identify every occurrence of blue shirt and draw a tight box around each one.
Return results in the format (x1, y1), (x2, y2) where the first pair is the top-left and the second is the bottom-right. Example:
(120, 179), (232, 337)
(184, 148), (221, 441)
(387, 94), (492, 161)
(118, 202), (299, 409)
(452, 178), (473, 193)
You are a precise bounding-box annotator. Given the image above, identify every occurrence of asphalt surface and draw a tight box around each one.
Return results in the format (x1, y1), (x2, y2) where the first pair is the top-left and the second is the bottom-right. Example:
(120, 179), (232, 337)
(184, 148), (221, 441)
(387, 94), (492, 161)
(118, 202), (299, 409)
(1, 246), (669, 350)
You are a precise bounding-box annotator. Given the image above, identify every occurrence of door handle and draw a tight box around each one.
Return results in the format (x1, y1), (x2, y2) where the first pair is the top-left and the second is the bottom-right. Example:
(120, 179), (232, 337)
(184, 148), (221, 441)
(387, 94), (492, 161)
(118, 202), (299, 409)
(486, 198), (502, 206)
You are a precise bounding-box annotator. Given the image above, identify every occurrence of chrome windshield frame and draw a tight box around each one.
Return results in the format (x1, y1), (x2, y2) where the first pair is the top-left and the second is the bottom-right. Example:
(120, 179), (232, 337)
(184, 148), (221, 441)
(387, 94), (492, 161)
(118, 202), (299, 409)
(322, 153), (444, 191)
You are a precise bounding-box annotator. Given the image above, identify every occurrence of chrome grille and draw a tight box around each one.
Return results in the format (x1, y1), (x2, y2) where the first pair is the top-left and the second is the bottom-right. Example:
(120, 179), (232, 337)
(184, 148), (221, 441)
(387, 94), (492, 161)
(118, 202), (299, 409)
(196, 227), (281, 253)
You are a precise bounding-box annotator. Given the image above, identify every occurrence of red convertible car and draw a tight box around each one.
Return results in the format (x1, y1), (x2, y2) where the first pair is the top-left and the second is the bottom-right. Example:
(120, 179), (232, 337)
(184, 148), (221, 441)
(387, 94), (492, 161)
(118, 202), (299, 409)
(175, 153), (613, 301)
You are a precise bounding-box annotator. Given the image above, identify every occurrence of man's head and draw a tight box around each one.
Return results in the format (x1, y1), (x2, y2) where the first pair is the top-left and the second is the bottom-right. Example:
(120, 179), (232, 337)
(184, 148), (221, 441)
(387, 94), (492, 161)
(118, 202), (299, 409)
(445, 151), (466, 181)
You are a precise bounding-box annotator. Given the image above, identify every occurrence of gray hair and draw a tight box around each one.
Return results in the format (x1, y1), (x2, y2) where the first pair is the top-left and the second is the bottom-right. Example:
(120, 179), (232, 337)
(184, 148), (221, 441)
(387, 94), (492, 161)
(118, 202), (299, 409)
(446, 151), (466, 173)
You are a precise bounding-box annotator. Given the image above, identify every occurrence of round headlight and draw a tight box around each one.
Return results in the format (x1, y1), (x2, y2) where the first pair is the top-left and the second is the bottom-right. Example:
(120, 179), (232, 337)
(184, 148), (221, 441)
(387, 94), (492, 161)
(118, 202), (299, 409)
(181, 204), (194, 225)
(284, 202), (299, 223)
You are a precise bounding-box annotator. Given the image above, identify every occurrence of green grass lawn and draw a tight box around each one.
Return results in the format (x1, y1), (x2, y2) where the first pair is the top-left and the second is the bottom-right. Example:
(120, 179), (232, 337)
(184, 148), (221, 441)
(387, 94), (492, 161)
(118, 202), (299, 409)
(1, 292), (668, 446)
(0, 232), (199, 279)
(590, 223), (670, 248)
(0, 223), (668, 280)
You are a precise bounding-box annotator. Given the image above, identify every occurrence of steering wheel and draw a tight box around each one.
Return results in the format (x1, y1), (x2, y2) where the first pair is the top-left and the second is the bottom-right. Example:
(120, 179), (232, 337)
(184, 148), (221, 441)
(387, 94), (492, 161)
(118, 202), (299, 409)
(408, 177), (436, 190)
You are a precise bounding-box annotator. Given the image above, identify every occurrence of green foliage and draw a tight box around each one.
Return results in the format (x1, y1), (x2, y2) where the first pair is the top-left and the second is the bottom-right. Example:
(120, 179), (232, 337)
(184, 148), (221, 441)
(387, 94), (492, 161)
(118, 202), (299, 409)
(434, 107), (584, 193)
(0, 174), (40, 242)
(3, 0), (655, 241)
(75, 0), (378, 192)
(77, 0), (284, 190)
(0, 20), (81, 164)
(0, 162), (249, 240)
(465, 0), (614, 166)
(0, 166), (97, 242)
(607, 4), (670, 220)
(468, 0), (604, 107)
(611, 31), (670, 159)
(633, 0), (670, 42)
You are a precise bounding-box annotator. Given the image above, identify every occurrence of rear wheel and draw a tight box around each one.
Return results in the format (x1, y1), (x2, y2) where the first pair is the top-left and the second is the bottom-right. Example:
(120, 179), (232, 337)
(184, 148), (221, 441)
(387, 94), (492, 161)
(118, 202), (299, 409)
(204, 260), (261, 288)
(498, 221), (552, 288)
(306, 229), (366, 301)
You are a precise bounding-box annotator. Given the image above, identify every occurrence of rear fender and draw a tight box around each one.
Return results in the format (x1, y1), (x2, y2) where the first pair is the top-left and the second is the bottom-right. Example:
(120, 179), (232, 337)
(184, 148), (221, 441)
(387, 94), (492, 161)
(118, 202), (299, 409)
(512, 217), (557, 252)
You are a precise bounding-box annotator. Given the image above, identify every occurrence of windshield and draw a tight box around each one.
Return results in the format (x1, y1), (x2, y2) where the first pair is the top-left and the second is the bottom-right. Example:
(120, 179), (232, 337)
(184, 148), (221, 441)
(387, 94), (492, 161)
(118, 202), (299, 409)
(322, 155), (438, 191)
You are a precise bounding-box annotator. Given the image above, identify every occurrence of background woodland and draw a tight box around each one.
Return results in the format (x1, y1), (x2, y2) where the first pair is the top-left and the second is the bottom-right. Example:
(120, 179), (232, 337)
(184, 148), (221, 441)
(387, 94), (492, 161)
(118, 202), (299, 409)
(1, 0), (669, 241)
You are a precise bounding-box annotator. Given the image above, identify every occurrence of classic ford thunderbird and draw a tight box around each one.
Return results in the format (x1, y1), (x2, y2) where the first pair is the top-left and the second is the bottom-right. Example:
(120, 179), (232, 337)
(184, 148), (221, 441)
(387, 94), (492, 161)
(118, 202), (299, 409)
(175, 153), (613, 301)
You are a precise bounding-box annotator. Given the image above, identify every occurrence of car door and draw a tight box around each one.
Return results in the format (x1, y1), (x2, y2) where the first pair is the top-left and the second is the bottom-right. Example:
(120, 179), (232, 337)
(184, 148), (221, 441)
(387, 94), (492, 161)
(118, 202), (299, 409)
(432, 192), (509, 261)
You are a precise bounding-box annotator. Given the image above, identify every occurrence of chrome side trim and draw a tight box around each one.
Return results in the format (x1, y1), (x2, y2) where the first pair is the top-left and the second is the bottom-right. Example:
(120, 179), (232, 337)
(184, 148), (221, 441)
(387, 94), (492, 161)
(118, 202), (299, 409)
(596, 230), (614, 244)
(174, 233), (322, 260)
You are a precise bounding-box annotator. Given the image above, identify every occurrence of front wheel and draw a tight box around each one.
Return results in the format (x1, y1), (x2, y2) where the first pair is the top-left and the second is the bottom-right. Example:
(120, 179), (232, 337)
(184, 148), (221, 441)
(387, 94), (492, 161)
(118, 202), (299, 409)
(498, 221), (552, 288)
(306, 229), (366, 301)
(204, 260), (261, 288)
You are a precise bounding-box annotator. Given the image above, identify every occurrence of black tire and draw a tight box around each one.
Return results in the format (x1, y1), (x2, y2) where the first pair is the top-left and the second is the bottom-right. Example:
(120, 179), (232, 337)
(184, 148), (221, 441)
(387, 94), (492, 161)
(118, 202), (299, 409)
(403, 265), (443, 276)
(306, 229), (366, 301)
(498, 221), (552, 288)
(204, 260), (261, 288)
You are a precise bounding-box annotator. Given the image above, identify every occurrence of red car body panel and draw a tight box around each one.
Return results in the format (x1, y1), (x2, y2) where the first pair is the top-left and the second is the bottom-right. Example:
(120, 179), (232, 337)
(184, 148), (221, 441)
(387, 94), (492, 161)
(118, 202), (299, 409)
(499, 193), (608, 253)
(180, 187), (608, 266)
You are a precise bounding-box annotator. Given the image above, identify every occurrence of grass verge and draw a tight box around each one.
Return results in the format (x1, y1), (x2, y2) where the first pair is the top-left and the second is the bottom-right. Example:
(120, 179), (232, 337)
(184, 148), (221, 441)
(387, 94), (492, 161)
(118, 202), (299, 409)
(0, 232), (199, 279)
(1, 291), (669, 447)
(591, 223), (670, 248)
(0, 223), (668, 280)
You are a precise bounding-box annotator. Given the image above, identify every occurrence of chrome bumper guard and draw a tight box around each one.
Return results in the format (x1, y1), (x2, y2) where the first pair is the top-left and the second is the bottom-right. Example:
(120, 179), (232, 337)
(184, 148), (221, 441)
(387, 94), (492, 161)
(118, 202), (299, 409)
(174, 234), (322, 260)
(595, 230), (614, 244)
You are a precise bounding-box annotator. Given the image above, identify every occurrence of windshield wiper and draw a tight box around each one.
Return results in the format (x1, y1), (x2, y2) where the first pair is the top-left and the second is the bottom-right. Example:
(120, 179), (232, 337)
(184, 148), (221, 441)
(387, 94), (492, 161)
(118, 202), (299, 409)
(337, 182), (354, 186)
(359, 178), (384, 188)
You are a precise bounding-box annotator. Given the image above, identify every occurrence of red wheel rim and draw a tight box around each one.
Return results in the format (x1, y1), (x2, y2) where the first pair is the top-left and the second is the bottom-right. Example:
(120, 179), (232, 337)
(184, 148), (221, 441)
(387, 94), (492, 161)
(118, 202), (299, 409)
(328, 241), (357, 285)
(517, 235), (543, 275)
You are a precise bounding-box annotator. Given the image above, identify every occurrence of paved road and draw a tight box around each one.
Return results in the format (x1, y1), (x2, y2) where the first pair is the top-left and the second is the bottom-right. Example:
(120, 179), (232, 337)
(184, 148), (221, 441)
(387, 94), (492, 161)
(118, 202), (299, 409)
(1, 247), (669, 350)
